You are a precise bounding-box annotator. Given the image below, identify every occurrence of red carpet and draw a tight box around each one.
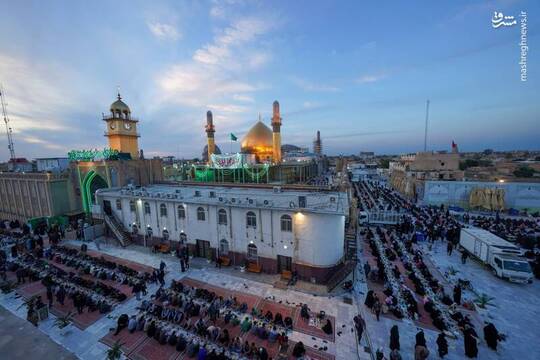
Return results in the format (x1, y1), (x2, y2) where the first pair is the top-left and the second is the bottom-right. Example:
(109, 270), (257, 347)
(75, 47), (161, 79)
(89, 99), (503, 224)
(129, 337), (181, 360)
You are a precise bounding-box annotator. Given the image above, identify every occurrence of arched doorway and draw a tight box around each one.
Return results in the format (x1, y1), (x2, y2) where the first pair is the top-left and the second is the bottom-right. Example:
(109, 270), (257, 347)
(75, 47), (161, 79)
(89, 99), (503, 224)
(82, 170), (109, 213)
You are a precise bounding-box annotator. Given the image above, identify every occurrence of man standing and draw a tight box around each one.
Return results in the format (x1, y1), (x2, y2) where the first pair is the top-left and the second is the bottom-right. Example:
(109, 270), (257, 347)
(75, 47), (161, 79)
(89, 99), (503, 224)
(46, 285), (54, 307)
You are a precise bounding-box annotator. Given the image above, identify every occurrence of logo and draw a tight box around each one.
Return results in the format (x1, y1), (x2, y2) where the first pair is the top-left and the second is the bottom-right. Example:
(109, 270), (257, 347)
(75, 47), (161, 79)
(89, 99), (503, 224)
(491, 12), (516, 28)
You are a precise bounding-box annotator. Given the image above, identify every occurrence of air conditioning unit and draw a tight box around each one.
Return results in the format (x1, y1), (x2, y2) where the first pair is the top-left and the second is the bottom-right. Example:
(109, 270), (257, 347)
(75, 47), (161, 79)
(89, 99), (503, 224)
(273, 186), (282, 193)
(175, 189), (181, 194)
(263, 200), (272, 206)
(194, 190), (201, 197)
(289, 201), (296, 208)
(330, 196), (336, 203)
(120, 190), (126, 195)
(247, 198), (254, 205)
(218, 197), (224, 202)
(231, 198), (236, 203)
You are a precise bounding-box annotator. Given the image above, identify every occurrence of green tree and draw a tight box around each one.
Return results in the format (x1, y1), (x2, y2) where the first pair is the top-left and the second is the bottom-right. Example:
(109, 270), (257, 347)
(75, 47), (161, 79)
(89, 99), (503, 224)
(513, 166), (535, 178)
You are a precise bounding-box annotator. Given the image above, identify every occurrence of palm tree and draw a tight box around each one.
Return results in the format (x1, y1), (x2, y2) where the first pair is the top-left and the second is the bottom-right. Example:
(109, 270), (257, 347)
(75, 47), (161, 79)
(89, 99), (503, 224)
(474, 293), (495, 309)
(446, 266), (459, 277)
(106, 340), (124, 360)
(17, 295), (39, 311)
(54, 311), (75, 330)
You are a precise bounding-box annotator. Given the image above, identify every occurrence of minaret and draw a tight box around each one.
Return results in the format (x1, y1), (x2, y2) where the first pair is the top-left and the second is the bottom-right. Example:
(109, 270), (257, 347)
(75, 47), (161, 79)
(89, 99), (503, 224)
(205, 110), (215, 164)
(313, 130), (322, 156)
(271, 100), (282, 163)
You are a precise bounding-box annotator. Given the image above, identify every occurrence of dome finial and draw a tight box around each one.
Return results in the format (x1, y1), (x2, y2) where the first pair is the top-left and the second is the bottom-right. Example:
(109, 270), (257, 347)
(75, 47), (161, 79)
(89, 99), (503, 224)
(116, 85), (121, 100)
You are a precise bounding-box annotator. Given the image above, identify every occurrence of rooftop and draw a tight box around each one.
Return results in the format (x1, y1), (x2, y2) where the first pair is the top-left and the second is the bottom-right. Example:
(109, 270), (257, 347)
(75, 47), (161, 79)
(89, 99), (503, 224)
(98, 183), (349, 215)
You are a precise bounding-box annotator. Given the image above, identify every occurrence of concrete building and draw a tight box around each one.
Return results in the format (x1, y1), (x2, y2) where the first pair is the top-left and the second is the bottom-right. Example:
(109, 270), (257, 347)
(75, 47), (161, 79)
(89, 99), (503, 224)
(389, 149), (464, 198)
(420, 180), (540, 211)
(36, 157), (70, 172)
(95, 183), (349, 283)
(0, 172), (79, 222)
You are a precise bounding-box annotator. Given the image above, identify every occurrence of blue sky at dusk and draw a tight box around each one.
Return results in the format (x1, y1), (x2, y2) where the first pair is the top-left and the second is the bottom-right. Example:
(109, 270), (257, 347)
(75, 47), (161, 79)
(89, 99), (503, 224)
(0, 0), (538, 160)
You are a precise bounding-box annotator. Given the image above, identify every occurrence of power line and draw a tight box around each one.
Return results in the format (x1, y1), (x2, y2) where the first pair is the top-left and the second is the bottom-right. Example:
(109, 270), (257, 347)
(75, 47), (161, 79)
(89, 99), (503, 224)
(0, 85), (16, 161)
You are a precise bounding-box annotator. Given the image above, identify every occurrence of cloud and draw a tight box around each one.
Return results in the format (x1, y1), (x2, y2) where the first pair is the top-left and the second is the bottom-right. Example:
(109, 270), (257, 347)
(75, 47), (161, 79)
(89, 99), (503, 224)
(290, 76), (340, 92)
(147, 21), (181, 41)
(193, 18), (271, 68)
(232, 94), (254, 102)
(209, 0), (246, 19)
(156, 15), (275, 127)
(356, 73), (387, 84)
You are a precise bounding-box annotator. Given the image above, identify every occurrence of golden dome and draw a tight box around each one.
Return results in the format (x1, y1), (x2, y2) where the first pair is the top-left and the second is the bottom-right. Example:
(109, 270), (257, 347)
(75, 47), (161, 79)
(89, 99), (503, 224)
(241, 121), (273, 152)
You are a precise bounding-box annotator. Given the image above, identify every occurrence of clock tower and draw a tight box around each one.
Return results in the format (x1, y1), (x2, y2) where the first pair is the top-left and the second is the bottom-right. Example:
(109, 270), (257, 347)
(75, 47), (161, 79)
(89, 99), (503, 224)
(103, 92), (140, 159)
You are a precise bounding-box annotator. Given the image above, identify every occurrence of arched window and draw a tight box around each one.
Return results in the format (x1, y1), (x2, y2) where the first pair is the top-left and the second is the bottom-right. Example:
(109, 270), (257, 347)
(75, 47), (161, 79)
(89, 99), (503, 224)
(246, 211), (257, 228)
(129, 200), (136, 212)
(219, 239), (229, 255)
(218, 209), (227, 225)
(115, 199), (122, 210)
(247, 243), (258, 260)
(144, 202), (151, 214)
(160, 203), (167, 217)
(280, 214), (292, 232)
(177, 205), (186, 219)
(197, 207), (206, 221)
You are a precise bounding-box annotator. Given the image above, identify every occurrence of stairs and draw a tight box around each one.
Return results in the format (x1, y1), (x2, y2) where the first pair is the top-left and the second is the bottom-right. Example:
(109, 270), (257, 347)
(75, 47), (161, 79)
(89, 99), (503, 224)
(326, 260), (356, 292)
(104, 214), (132, 247)
(345, 229), (358, 261)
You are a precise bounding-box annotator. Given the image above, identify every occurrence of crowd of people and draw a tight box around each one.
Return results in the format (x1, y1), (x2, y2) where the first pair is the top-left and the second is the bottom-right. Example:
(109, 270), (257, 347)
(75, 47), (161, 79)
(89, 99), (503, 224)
(357, 180), (507, 359)
(113, 279), (320, 360)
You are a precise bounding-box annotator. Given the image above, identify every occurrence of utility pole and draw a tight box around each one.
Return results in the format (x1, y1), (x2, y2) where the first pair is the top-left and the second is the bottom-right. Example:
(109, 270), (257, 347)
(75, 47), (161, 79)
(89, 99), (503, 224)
(0, 85), (16, 161)
(423, 99), (430, 152)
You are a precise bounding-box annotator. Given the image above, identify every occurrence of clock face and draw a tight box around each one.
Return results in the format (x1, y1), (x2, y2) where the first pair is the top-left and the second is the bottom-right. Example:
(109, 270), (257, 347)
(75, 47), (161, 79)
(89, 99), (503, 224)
(109, 123), (116, 130)
(124, 122), (132, 130)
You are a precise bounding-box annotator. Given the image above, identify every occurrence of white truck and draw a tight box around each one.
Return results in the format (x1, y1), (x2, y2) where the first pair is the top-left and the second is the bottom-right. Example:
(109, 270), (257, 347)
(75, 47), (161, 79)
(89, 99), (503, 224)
(460, 228), (533, 284)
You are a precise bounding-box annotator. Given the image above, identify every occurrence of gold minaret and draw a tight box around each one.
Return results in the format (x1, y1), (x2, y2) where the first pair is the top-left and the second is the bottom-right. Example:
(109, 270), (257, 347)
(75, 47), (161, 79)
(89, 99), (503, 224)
(271, 100), (282, 163)
(205, 110), (216, 164)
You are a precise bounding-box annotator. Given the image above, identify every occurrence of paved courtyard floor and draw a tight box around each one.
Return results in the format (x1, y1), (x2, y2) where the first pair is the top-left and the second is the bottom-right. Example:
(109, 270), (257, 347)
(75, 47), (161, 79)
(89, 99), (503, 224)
(354, 234), (540, 360)
(0, 238), (369, 360)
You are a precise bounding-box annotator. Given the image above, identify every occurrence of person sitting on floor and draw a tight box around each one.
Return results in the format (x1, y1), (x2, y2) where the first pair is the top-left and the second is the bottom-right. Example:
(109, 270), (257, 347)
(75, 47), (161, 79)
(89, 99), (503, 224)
(264, 310), (273, 322)
(300, 304), (310, 320)
(114, 313), (129, 335)
(322, 318), (333, 335)
(127, 315), (138, 333)
(274, 312), (284, 326)
(292, 341), (306, 358)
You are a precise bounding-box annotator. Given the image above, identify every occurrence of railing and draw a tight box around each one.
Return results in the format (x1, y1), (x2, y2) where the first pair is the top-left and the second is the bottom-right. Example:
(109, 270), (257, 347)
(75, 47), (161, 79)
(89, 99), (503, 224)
(104, 214), (131, 247)
(327, 260), (356, 292)
(360, 211), (403, 225)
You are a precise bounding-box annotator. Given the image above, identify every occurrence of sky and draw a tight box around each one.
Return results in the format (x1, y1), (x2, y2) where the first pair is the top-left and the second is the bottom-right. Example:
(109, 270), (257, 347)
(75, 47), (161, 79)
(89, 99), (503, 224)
(0, 0), (538, 161)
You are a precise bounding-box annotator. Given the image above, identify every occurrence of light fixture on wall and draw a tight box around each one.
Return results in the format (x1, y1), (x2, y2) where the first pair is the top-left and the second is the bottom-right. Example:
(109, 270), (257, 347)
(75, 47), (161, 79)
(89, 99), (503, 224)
(249, 240), (254, 244)
(284, 245), (288, 249)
